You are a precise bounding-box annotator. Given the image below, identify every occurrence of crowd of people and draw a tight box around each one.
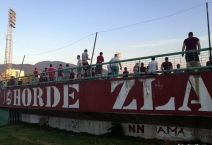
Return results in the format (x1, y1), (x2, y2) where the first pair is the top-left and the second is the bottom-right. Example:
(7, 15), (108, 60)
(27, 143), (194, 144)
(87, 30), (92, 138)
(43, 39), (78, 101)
(1, 32), (212, 86)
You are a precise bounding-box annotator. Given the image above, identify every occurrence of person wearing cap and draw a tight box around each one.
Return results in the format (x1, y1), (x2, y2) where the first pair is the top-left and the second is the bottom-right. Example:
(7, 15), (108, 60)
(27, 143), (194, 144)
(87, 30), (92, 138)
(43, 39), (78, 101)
(82, 49), (90, 76)
(95, 52), (104, 76)
(161, 57), (173, 74)
(182, 32), (201, 68)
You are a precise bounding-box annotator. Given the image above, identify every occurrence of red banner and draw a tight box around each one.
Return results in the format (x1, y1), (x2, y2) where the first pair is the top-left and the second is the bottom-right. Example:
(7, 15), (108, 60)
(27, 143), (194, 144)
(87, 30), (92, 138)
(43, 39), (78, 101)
(0, 71), (212, 116)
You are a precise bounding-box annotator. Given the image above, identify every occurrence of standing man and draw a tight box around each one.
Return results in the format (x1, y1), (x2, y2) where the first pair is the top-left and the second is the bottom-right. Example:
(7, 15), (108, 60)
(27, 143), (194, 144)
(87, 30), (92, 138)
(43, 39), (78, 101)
(82, 49), (90, 76)
(48, 64), (55, 81)
(57, 64), (63, 81)
(33, 68), (39, 83)
(77, 55), (82, 78)
(148, 57), (158, 74)
(182, 32), (201, 68)
(161, 57), (173, 74)
(110, 54), (122, 76)
(96, 52), (104, 76)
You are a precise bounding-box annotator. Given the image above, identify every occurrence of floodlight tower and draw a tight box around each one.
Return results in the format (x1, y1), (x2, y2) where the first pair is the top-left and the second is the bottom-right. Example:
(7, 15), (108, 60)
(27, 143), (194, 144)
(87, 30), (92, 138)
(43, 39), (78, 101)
(4, 8), (16, 79)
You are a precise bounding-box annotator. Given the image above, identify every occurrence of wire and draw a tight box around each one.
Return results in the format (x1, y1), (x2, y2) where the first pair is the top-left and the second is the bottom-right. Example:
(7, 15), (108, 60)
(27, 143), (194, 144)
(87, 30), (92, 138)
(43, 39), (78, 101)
(98, 3), (206, 33)
(26, 33), (95, 56)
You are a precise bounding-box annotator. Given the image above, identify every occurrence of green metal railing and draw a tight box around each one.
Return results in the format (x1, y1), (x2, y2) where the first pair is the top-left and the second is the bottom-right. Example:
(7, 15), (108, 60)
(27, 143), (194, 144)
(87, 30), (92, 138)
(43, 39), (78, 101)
(0, 48), (211, 88)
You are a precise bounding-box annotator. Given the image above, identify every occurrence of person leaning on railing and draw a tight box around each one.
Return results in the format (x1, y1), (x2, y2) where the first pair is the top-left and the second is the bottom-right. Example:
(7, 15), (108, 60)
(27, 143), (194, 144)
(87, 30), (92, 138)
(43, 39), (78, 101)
(133, 62), (139, 76)
(48, 64), (55, 81)
(110, 54), (122, 76)
(182, 32), (201, 68)
(82, 49), (90, 77)
(174, 64), (183, 73)
(148, 57), (158, 75)
(95, 52), (104, 76)
(140, 62), (147, 76)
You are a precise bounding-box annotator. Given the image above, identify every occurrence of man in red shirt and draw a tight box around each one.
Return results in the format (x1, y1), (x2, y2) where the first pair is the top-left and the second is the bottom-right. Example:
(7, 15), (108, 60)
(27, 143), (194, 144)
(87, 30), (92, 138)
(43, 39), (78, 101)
(161, 57), (173, 74)
(33, 68), (39, 82)
(48, 64), (55, 81)
(140, 62), (147, 76)
(182, 32), (201, 68)
(95, 52), (104, 76)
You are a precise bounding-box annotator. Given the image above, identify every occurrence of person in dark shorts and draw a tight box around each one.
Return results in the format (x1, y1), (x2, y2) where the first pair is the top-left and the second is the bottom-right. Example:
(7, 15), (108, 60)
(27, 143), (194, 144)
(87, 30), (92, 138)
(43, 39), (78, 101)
(161, 57), (173, 74)
(182, 32), (201, 68)
(95, 52), (104, 76)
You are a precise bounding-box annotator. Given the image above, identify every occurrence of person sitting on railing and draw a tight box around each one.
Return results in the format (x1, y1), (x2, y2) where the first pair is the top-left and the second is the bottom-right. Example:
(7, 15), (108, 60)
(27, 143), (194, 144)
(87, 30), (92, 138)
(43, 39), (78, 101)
(133, 63), (139, 76)
(123, 67), (129, 78)
(174, 64), (183, 73)
(140, 62), (147, 76)
(161, 57), (173, 74)
(33, 68), (39, 83)
(63, 64), (70, 80)
(70, 69), (75, 80)
(148, 57), (158, 74)
(77, 55), (82, 78)
(48, 64), (55, 81)
(110, 54), (122, 76)
(57, 64), (63, 81)
(95, 52), (104, 76)
(182, 32), (201, 68)
(82, 49), (90, 77)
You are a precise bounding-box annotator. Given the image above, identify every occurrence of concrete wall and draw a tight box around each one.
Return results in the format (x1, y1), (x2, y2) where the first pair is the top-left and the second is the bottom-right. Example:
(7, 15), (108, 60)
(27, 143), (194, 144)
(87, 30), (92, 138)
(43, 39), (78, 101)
(21, 113), (212, 144)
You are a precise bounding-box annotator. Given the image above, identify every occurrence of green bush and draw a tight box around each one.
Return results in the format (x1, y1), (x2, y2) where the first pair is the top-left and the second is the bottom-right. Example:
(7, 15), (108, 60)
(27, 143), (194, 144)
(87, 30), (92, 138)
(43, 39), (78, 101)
(108, 122), (125, 137)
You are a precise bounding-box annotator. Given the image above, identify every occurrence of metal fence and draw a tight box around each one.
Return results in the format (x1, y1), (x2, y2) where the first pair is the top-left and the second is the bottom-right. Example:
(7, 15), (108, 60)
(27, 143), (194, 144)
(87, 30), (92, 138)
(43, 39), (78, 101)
(0, 48), (211, 88)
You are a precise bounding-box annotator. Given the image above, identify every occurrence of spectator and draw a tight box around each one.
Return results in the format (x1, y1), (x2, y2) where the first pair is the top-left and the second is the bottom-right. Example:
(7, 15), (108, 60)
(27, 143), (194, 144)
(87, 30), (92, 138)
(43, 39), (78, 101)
(206, 57), (211, 66)
(70, 69), (75, 79)
(63, 64), (70, 80)
(9, 76), (15, 86)
(161, 57), (173, 74)
(107, 64), (112, 76)
(133, 62), (139, 76)
(182, 32), (201, 68)
(110, 54), (122, 76)
(174, 64), (183, 73)
(48, 64), (55, 81)
(57, 64), (63, 81)
(123, 67), (129, 77)
(92, 68), (95, 77)
(0, 74), (2, 88)
(140, 62), (147, 75)
(77, 55), (82, 78)
(96, 52), (104, 76)
(148, 57), (158, 74)
(42, 68), (48, 82)
(82, 49), (90, 76)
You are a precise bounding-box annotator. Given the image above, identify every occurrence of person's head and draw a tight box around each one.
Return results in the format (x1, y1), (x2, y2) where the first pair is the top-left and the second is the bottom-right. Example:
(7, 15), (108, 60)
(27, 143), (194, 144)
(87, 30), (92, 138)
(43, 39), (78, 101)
(45, 67), (47, 71)
(152, 57), (155, 60)
(59, 64), (62, 67)
(188, 32), (193, 37)
(100, 52), (103, 55)
(124, 67), (127, 71)
(84, 49), (88, 52)
(115, 54), (118, 57)
(177, 64), (180, 68)
(135, 62), (139, 66)
(50, 64), (52, 67)
(35, 68), (37, 70)
(92, 68), (94, 70)
(77, 55), (80, 59)
(66, 64), (69, 67)
(165, 57), (168, 61)
(141, 62), (144, 67)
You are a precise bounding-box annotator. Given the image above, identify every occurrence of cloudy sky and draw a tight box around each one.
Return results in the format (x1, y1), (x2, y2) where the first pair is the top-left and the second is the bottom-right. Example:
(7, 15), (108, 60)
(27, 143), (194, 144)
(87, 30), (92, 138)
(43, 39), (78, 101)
(0, 0), (212, 65)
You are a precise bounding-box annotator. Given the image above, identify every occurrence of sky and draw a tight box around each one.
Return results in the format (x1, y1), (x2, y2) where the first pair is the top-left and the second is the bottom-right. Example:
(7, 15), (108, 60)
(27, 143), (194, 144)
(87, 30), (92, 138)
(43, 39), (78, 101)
(1, 0), (212, 65)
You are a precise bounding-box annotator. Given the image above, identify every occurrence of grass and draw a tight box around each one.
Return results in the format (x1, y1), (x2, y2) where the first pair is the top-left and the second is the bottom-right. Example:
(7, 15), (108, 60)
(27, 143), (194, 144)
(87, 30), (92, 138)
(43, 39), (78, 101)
(0, 123), (210, 145)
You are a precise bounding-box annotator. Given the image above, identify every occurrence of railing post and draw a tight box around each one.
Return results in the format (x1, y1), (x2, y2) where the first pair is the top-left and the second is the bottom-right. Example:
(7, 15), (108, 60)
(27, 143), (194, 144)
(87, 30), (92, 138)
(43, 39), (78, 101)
(206, 3), (212, 64)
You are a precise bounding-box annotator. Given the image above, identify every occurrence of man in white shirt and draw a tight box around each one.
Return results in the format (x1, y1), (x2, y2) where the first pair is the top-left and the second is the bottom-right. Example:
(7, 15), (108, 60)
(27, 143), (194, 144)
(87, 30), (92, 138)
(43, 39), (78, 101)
(77, 55), (82, 78)
(148, 57), (158, 74)
(81, 49), (90, 77)
(110, 54), (122, 76)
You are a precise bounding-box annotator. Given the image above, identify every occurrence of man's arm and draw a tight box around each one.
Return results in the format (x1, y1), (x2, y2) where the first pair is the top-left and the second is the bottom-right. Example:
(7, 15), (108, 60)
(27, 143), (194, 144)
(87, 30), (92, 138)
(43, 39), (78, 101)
(197, 41), (201, 55)
(86, 54), (90, 60)
(182, 43), (186, 57)
(119, 62), (122, 70)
